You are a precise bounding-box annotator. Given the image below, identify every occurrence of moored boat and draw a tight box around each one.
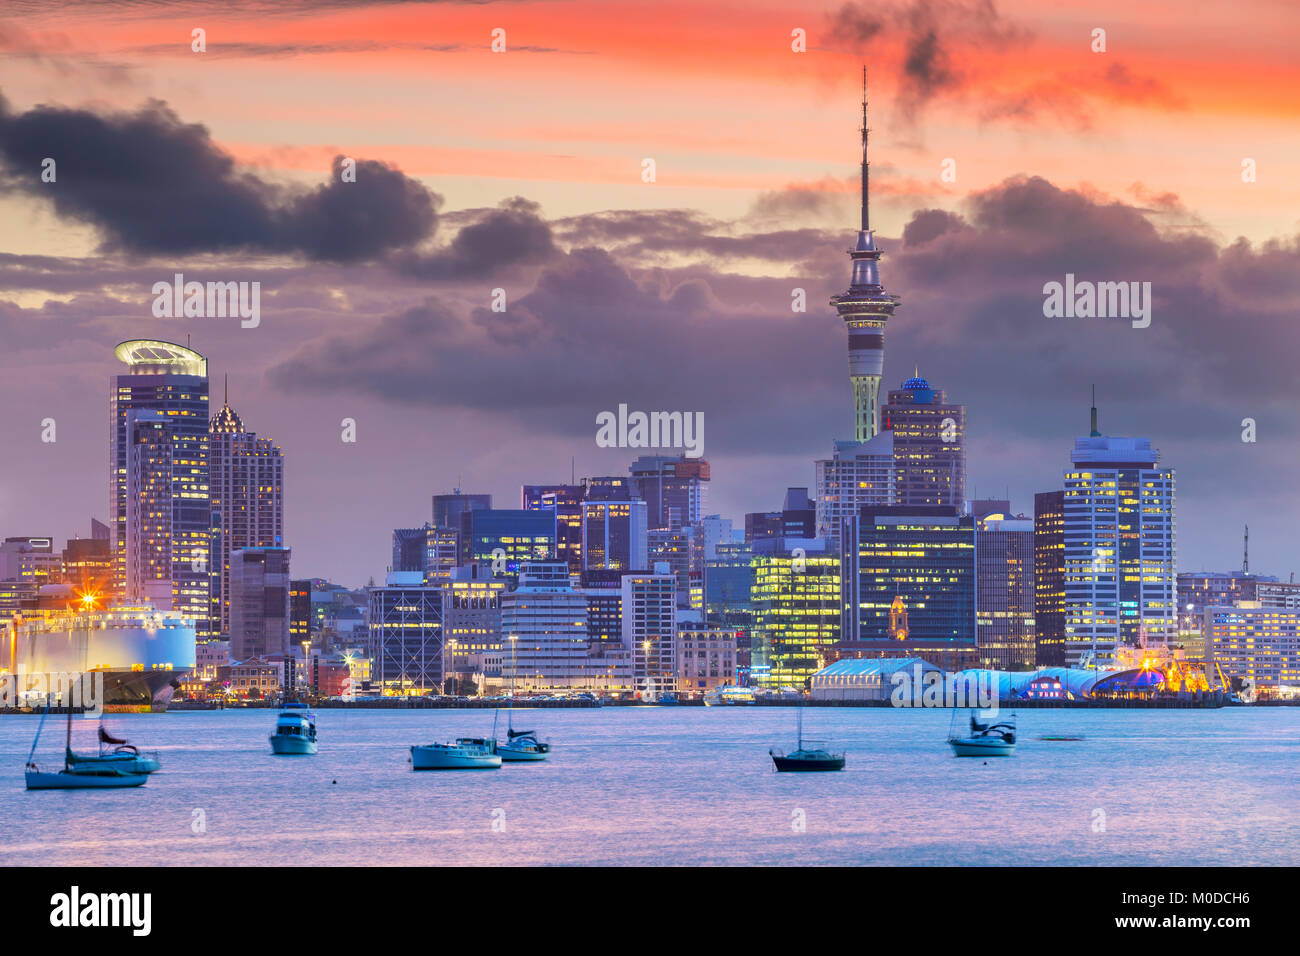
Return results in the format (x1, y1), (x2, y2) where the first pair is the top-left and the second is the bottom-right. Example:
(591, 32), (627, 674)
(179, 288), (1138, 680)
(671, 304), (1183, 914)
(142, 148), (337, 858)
(270, 702), (318, 755)
(497, 727), (550, 762)
(703, 685), (755, 706)
(67, 719), (161, 774)
(411, 737), (501, 770)
(769, 706), (845, 772)
(948, 711), (1017, 757)
(24, 698), (148, 790)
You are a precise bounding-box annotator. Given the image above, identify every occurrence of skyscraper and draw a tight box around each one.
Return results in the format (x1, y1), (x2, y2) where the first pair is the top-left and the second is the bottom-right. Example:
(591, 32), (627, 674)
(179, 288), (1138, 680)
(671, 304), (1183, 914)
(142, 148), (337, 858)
(750, 540), (840, 690)
(111, 339), (210, 631)
(628, 455), (710, 530)
(523, 483), (584, 572)
(882, 374), (966, 509)
(1034, 490), (1067, 666)
(622, 565), (678, 698)
(502, 562), (591, 692)
(228, 546), (291, 661)
(210, 391), (284, 638)
(1062, 396), (1176, 667)
(829, 70), (900, 442)
(814, 433), (895, 548)
(976, 512), (1036, 670)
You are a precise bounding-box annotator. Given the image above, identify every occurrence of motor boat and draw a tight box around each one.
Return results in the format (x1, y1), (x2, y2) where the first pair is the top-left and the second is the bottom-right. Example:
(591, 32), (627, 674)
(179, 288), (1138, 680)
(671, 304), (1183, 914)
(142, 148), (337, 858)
(703, 685), (755, 706)
(410, 737), (501, 770)
(948, 711), (1017, 757)
(270, 702), (318, 755)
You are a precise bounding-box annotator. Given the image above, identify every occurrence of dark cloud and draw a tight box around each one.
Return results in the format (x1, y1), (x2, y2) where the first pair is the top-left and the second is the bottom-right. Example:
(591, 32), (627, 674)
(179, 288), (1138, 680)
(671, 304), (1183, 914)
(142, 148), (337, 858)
(0, 94), (438, 261)
(392, 198), (560, 279)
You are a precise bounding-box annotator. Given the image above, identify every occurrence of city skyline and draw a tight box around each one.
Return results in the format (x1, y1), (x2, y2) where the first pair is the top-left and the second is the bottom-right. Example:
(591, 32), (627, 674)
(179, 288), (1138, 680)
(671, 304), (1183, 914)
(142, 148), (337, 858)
(3, 2), (1299, 586)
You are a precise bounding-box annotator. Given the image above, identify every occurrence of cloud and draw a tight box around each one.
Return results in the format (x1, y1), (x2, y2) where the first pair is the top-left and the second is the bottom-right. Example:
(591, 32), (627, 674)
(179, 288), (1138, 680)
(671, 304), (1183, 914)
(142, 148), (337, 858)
(0, 93), (438, 261)
(392, 198), (561, 279)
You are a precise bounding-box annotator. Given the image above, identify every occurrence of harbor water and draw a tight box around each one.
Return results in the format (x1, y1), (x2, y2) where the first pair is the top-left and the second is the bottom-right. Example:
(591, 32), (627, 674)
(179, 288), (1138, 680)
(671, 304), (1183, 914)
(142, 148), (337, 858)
(1, 706), (1294, 866)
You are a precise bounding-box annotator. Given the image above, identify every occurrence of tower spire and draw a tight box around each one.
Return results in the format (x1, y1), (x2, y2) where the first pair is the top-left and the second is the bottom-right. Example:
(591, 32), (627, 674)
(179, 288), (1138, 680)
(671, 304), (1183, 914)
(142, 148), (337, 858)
(1089, 384), (1100, 437)
(860, 65), (869, 232)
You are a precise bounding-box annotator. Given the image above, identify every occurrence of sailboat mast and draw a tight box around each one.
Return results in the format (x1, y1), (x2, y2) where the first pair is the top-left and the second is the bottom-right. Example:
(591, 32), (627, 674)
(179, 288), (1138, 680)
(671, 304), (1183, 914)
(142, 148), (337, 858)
(797, 705), (803, 750)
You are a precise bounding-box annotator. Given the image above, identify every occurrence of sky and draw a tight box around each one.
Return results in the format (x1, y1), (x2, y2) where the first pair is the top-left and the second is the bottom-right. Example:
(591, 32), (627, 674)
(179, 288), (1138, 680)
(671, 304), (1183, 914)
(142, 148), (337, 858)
(1, 0), (1298, 586)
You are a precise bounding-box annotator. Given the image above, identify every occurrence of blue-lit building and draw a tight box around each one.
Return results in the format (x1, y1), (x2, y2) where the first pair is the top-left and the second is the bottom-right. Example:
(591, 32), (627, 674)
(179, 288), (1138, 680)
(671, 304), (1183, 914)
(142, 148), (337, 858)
(457, 509), (556, 577)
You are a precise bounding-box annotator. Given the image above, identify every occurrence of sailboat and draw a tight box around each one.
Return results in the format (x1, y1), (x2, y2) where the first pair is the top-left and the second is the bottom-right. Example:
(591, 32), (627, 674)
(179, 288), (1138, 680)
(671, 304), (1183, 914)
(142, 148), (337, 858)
(497, 637), (549, 762)
(25, 702), (148, 790)
(66, 718), (162, 775)
(769, 705), (845, 772)
(947, 710), (1017, 757)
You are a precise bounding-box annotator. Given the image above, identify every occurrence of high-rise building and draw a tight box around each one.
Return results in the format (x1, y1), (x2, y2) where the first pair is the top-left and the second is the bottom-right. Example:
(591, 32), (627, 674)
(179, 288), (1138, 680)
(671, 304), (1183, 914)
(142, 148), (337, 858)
(976, 513), (1036, 670)
(881, 375), (966, 509)
(391, 526), (429, 573)
(622, 565), (678, 698)
(422, 526), (459, 587)
(228, 547), (291, 661)
(111, 340), (210, 632)
(629, 455), (710, 530)
(1062, 398), (1176, 668)
(829, 70), (900, 443)
(746, 489), (816, 543)
(458, 509), (557, 574)
(1034, 490), (1066, 667)
(366, 571), (443, 695)
(289, 579), (312, 648)
(750, 540), (840, 690)
(582, 495), (648, 573)
(210, 393), (284, 638)
(839, 506), (977, 670)
(815, 433), (895, 547)
(431, 491), (491, 530)
(123, 410), (211, 632)
(1204, 603), (1300, 697)
(523, 484), (584, 572)
(502, 562), (592, 693)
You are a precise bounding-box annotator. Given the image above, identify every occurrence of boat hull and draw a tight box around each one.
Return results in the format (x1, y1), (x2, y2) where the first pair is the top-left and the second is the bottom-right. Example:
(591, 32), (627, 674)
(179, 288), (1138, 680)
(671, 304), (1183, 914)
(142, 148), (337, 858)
(410, 746), (501, 770)
(498, 745), (548, 762)
(949, 738), (1016, 757)
(771, 754), (845, 772)
(68, 752), (161, 774)
(270, 735), (318, 755)
(26, 769), (147, 789)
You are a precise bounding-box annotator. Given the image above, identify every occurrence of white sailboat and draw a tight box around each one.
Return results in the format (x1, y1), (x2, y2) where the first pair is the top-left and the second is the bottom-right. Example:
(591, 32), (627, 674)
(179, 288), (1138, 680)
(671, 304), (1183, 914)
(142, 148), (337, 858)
(947, 710), (1017, 757)
(25, 702), (148, 790)
(497, 635), (550, 762)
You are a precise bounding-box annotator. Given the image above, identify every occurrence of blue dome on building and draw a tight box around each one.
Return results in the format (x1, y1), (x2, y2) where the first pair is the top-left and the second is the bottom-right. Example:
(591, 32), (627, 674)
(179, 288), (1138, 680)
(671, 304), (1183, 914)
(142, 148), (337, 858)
(902, 375), (930, 390)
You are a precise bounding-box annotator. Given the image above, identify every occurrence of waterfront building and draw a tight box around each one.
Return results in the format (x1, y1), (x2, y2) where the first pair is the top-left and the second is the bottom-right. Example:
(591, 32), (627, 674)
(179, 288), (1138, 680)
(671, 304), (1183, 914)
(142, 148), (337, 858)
(216, 659), (280, 699)
(1203, 603), (1300, 698)
(289, 579), (312, 650)
(622, 564), (678, 698)
(829, 72), (900, 442)
(809, 656), (941, 703)
(228, 547), (291, 661)
(839, 506), (977, 669)
(1062, 398), (1176, 667)
(881, 375), (966, 509)
(750, 539), (840, 690)
(210, 394), (284, 638)
(441, 566), (506, 690)
(578, 581), (632, 692)
(501, 562), (592, 692)
(195, 639), (230, 681)
(976, 512), (1036, 670)
(366, 571), (443, 695)
(675, 624), (739, 696)
(815, 433), (895, 547)
(110, 341), (210, 629)
(629, 455), (710, 530)
(1034, 490), (1067, 666)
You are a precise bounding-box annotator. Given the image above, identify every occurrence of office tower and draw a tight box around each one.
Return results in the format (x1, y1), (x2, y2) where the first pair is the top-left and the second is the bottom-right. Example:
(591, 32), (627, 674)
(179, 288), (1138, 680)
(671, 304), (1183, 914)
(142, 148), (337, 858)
(582, 495), (648, 573)
(61, 536), (112, 600)
(675, 624), (739, 696)
(1204, 604), (1300, 697)
(830, 70), (900, 442)
(501, 562), (591, 692)
(441, 567), (506, 687)
(1062, 398), (1176, 668)
(648, 527), (691, 604)
(839, 505), (977, 671)
(629, 455), (710, 529)
(432, 491), (491, 530)
(882, 374), (966, 508)
(523, 484), (584, 572)
(111, 340), (210, 616)
(392, 526), (428, 573)
(210, 392), (284, 639)
(423, 526), (459, 587)
(458, 509), (557, 573)
(0, 537), (59, 585)
(289, 579), (312, 649)
(1033, 491), (1066, 667)
(749, 539), (840, 690)
(123, 409), (211, 632)
(228, 547), (291, 661)
(622, 565), (678, 698)
(815, 433), (895, 547)
(366, 571), (443, 694)
(745, 489), (817, 542)
(976, 512), (1036, 670)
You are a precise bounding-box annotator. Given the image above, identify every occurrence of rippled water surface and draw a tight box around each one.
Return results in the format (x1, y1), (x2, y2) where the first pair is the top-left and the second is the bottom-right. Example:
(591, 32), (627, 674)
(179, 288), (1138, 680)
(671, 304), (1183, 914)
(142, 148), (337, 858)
(1, 706), (1295, 865)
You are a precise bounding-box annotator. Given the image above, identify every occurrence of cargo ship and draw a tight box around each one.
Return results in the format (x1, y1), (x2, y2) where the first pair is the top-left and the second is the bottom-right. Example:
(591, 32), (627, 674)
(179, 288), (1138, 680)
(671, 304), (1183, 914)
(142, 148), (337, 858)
(4, 604), (196, 711)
